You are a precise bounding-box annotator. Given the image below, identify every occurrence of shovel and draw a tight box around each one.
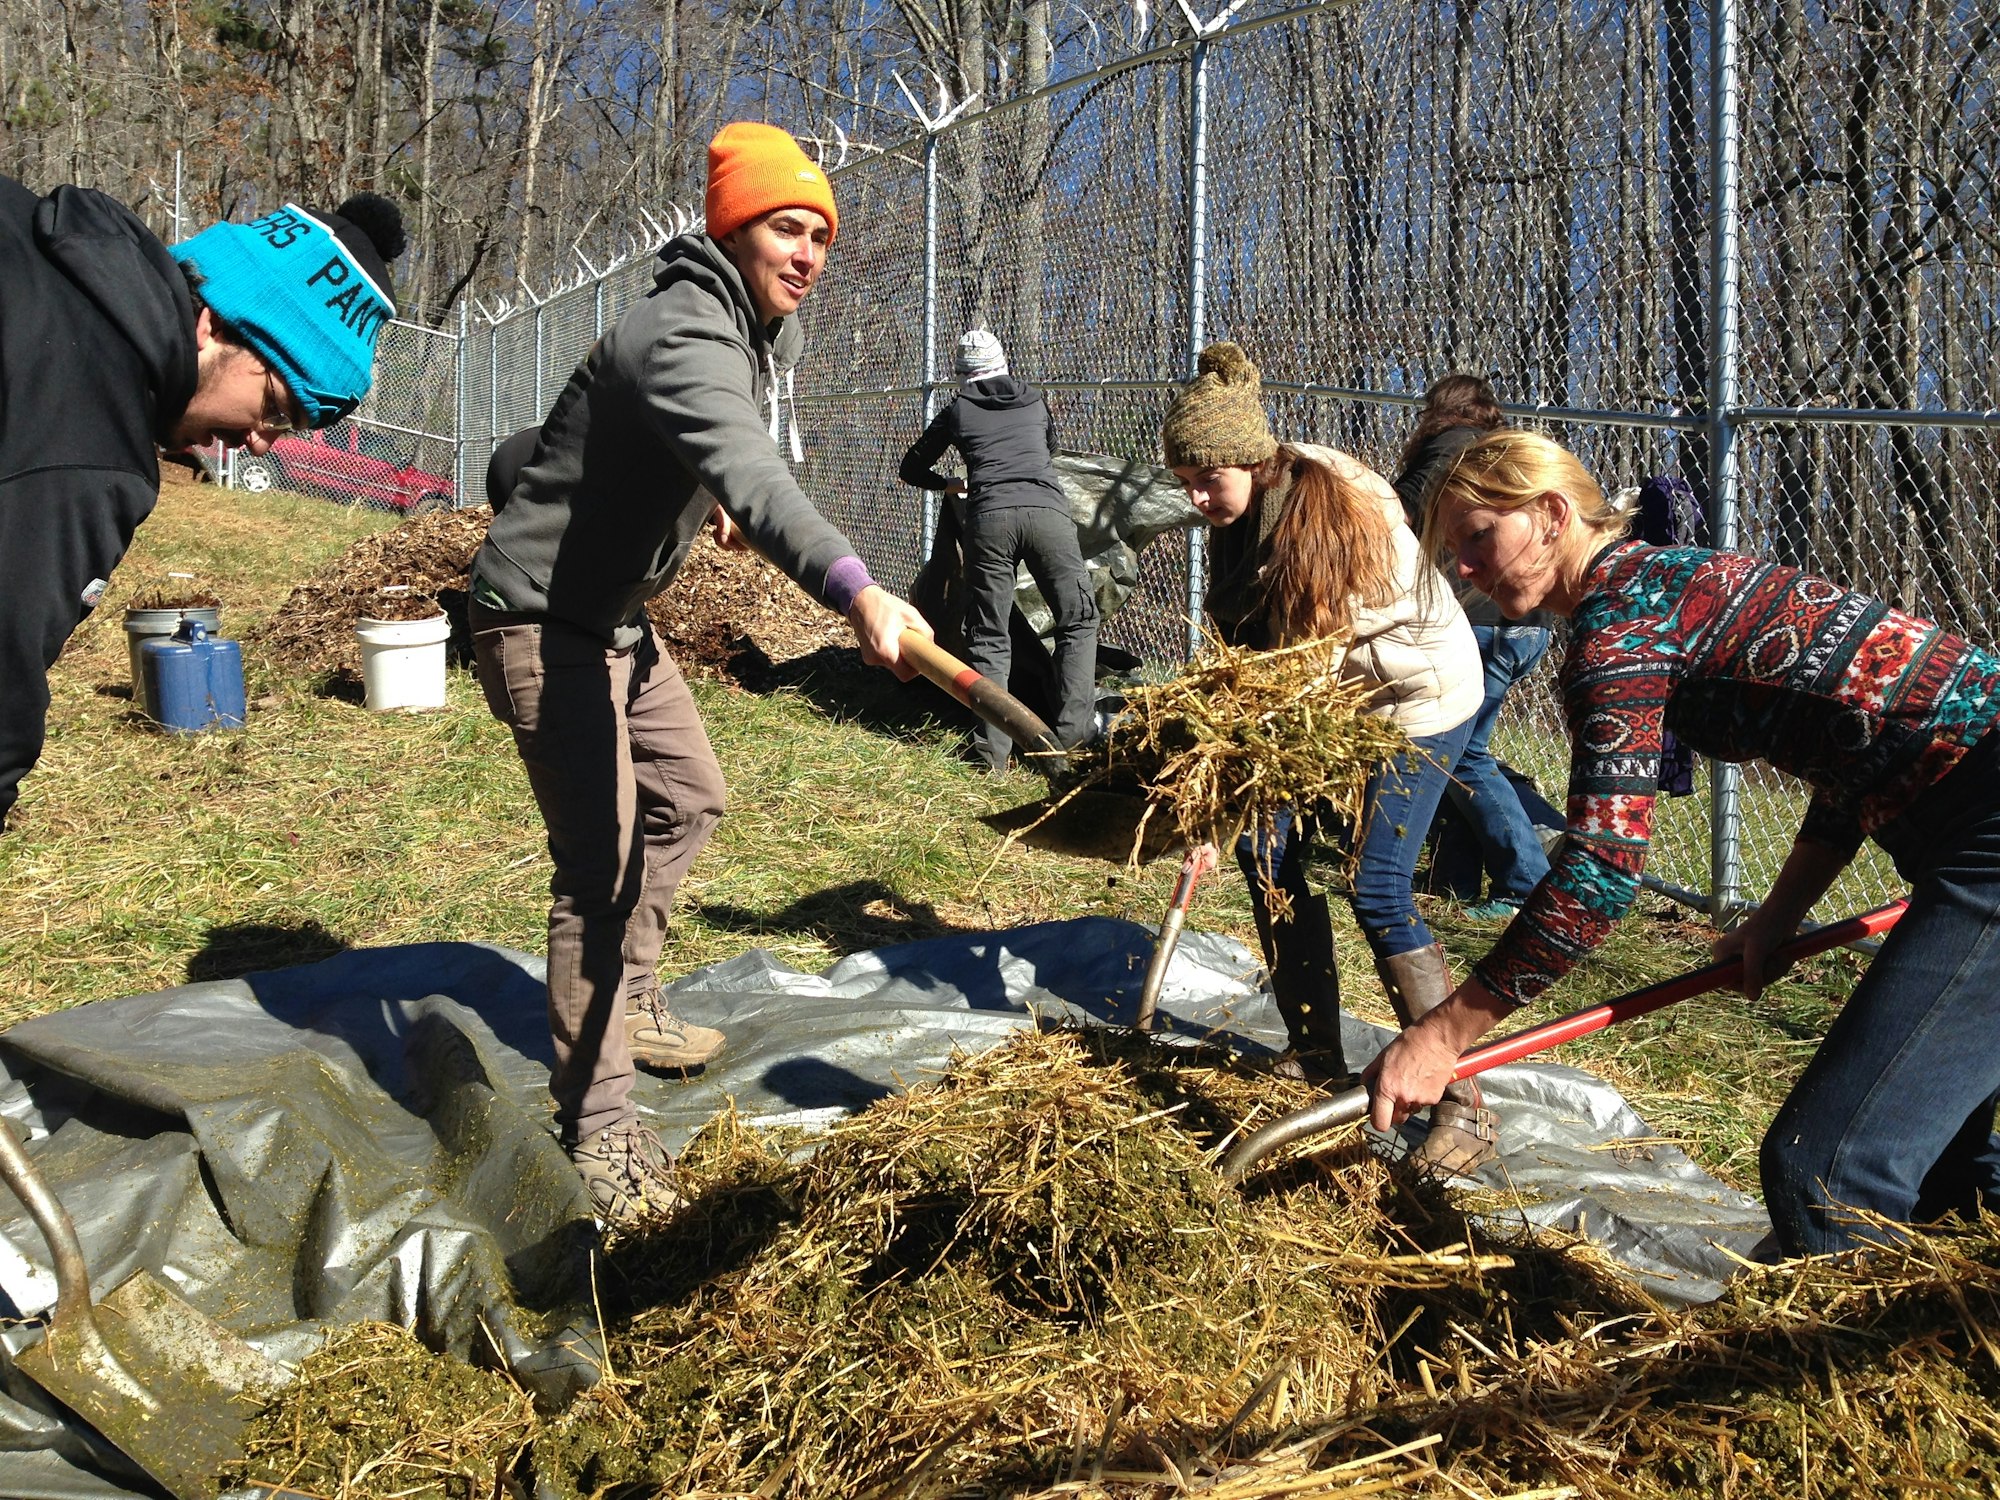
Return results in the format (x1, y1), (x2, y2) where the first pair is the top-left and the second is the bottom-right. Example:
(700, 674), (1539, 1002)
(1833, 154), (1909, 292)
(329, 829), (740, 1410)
(0, 1117), (288, 1498)
(1219, 900), (1909, 1182)
(1133, 841), (1220, 1032)
(899, 629), (1067, 765)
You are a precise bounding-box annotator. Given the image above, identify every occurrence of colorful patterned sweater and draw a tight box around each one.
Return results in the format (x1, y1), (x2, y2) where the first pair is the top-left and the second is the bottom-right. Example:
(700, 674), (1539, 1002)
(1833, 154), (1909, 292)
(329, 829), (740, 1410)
(1474, 542), (2000, 1007)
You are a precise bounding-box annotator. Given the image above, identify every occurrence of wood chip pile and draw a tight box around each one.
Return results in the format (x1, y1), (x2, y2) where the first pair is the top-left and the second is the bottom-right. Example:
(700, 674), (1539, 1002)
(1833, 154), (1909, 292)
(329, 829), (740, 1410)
(227, 1026), (2000, 1498)
(252, 508), (850, 682)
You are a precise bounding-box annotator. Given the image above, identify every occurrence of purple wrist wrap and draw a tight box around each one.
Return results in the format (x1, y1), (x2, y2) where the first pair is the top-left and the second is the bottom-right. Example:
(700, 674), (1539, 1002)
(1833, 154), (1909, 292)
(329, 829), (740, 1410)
(823, 555), (876, 615)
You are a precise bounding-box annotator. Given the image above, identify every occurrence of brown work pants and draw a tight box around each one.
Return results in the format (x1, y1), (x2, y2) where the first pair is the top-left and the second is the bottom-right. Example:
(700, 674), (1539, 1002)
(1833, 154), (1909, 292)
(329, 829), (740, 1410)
(471, 606), (726, 1144)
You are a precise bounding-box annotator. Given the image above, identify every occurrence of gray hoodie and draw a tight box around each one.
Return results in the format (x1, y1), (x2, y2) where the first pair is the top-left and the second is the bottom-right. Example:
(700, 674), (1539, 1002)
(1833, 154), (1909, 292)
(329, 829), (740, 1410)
(474, 233), (862, 646)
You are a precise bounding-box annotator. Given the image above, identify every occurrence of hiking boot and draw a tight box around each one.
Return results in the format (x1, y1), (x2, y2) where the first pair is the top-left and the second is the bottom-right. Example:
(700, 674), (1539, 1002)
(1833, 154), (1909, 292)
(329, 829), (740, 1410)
(569, 1119), (688, 1231)
(625, 990), (725, 1070)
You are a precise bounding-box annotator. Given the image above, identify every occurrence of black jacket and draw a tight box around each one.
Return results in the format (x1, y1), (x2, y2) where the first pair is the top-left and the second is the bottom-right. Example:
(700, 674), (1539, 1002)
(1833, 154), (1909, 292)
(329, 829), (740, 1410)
(899, 376), (1066, 515)
(0, 175), (198, 826)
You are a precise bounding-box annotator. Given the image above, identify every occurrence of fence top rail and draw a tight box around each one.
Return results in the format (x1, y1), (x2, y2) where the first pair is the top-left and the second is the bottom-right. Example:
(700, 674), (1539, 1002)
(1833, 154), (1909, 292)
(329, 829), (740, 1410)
(1734, 406), (2000, 430)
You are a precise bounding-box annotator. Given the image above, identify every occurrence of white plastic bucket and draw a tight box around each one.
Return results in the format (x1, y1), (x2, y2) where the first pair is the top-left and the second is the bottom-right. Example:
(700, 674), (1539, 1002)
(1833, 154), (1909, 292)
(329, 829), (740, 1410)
(356, 614), (451, 711)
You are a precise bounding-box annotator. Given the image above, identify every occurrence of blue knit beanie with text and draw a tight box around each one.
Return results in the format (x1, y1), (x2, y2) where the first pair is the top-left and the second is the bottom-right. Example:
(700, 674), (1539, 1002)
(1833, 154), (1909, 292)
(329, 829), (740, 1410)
(170, 194), (405, 428)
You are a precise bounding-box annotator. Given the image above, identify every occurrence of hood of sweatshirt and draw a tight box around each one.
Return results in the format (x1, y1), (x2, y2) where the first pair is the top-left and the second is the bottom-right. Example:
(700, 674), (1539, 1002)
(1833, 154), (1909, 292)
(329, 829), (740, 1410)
(959, 373), (1039, 410)
(652, 233), (804, 375)
(33, 186), (198, 442)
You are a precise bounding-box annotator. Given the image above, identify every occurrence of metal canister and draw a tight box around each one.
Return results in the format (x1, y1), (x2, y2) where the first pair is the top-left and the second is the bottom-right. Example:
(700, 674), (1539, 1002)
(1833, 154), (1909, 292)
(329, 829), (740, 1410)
(139, 620), (246, 735)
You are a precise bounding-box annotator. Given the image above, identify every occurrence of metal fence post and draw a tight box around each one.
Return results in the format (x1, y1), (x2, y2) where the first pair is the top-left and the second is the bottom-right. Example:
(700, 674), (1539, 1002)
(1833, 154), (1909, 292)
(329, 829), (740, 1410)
(1182, 26), (1212, 660)
(921, 128), (940, 561)
(487, 316), (499, 453)
(533, 303), (546, 425)
(1707, 0), (1745, 922)
(454, 299), (469, 508)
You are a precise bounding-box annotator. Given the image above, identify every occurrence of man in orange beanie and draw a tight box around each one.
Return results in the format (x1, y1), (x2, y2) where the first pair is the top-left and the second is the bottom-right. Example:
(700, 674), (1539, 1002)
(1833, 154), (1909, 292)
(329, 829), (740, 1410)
(470, 122), (930, 1232)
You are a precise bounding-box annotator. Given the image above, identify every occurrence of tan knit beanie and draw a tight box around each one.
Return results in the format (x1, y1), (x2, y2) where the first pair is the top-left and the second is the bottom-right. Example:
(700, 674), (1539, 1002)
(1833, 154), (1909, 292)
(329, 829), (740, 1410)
(1161, 342), (1277, 469)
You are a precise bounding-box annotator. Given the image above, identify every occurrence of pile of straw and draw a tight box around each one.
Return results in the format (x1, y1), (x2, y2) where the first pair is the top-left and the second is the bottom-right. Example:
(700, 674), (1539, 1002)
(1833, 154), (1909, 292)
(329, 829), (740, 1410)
(1068, 635), (1412, 904)
(230, 1321), (535, 1497)
(227, 1028), (2000, 1499)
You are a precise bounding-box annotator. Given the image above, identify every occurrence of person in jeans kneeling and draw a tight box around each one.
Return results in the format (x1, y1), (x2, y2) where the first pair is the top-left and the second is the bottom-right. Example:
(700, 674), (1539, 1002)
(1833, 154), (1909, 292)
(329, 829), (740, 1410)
(469, 123), (930, 1231)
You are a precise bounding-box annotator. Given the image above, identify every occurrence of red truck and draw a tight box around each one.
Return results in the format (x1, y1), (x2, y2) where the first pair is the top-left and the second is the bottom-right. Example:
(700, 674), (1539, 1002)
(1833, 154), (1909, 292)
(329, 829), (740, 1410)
(231, 425), (456, 514)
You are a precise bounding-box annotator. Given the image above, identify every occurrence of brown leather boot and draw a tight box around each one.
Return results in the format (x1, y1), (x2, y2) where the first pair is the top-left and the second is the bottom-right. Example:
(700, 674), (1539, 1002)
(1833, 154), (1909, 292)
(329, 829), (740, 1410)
(1375, 943), (1499, 1176)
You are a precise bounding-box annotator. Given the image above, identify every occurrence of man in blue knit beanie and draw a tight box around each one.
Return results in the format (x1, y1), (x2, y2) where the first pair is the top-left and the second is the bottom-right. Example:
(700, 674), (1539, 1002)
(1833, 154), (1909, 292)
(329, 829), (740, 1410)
(0, 178), (405, 828)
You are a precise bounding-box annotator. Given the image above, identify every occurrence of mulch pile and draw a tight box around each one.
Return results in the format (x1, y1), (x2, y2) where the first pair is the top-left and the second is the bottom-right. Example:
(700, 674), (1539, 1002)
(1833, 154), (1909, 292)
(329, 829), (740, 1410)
(227, 1026), (2000, 1499)
(253, 508), (851, 682)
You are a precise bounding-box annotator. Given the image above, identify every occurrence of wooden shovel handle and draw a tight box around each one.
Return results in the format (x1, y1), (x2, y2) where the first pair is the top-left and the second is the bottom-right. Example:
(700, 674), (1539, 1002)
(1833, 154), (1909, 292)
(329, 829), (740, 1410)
(899, 629), (1064, 760)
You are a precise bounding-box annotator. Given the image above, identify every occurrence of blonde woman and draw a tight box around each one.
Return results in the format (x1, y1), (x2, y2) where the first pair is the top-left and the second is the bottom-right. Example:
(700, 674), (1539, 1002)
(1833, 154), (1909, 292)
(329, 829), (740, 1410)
(1162, 343), (1489, 1174)
(1372, 429), (2000, 1255)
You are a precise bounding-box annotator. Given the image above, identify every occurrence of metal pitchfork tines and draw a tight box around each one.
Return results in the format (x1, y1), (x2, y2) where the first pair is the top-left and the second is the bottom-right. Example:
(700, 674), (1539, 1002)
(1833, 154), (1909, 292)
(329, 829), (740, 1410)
(1219, 900), (1909, 1182)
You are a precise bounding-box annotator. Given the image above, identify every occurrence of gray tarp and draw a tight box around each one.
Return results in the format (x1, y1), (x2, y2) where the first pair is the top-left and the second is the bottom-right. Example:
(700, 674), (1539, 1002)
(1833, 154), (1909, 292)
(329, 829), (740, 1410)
(0, 918), (1769, 1497)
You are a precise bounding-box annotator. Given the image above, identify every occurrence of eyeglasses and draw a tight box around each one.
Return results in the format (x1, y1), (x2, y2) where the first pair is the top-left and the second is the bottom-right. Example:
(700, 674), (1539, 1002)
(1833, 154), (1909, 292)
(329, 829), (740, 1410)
(259, 366), (303, 434)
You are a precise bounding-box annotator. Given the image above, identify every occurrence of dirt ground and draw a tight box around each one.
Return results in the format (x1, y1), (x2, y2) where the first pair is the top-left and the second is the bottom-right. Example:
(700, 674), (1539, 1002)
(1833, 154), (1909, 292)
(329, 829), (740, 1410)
(254, 504), (852, 681)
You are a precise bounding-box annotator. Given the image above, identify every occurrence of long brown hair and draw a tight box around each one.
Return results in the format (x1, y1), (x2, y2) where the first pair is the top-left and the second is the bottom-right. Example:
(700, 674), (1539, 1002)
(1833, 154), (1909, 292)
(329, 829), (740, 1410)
(1257, 445), (1400, 644)
(1396, 373), (1502, 475)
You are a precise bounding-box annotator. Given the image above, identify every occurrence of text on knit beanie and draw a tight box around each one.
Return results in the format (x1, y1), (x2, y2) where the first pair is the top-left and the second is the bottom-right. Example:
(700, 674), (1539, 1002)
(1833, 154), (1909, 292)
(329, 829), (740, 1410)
(170, 193), (405, 429)
(956, 328), (1008, 382)
(706, 122), (839, 243)
(1160, 341), (1277, 469)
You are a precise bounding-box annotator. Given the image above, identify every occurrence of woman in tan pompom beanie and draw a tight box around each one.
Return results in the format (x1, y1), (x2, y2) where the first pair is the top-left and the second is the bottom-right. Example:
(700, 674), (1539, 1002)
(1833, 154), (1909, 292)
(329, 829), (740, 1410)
(1162, 340), (1494, 1176)
(1161, 341), (1278, 470)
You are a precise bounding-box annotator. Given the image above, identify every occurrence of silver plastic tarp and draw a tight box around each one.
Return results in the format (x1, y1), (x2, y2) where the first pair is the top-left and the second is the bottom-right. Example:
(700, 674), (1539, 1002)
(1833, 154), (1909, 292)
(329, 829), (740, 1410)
(0, 918), (1769, 1497)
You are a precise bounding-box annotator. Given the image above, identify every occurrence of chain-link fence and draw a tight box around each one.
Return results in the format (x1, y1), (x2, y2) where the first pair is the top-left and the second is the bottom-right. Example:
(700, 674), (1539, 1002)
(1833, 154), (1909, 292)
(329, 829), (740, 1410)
(241, 0), (1996, 924)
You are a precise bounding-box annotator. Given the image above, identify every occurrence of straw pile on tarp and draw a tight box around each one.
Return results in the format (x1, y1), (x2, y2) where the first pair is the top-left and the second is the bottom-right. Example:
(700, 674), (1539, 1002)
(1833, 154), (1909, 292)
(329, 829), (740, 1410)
(225, 1027), (2000, 1499)
(253, 507), (847, 683)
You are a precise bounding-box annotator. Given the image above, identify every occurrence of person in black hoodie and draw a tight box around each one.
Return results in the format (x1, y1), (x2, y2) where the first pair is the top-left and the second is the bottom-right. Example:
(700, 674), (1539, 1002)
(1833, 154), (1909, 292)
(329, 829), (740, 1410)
(899, 329), (1098, 771)
(0, 175), (404, 831)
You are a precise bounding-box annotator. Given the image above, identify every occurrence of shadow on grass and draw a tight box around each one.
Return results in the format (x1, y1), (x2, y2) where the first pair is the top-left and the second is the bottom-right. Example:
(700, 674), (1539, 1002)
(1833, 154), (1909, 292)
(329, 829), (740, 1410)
(187, 918), (351, 982)
(729, 641), (980, 745)
(311, 672), (367, 705)
(689, 878), (967, 956)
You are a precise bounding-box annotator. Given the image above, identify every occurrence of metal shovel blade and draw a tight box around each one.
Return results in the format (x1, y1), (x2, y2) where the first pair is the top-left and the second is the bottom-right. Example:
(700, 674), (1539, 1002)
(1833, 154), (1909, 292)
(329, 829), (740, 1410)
(14, 1267), (288, 1500)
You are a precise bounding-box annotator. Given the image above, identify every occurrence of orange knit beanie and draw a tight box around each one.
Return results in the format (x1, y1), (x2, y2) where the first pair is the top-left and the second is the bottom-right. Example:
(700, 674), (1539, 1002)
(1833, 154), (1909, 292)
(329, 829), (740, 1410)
(705, 122), (839, 243)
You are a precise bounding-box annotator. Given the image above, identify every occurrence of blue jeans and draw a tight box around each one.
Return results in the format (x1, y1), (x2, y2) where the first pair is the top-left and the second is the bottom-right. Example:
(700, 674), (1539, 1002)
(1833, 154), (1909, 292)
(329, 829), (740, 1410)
(1443, 624), (1552, 904)
(1237, 720), (1475, 963)
(1762, 740), (2000, 1255)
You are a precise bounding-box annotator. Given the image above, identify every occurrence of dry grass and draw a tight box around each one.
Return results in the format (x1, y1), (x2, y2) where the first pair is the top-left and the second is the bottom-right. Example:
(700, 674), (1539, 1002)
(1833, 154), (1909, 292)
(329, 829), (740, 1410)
(231, 1027), (2000, 1499)
(1086, 637), (1412, 897)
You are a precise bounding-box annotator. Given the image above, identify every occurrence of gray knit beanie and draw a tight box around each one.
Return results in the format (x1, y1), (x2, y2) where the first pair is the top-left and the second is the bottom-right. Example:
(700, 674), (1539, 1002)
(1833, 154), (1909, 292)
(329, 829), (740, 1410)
(1161, 341), (1277, 469)
(956, 328), (1008, 383)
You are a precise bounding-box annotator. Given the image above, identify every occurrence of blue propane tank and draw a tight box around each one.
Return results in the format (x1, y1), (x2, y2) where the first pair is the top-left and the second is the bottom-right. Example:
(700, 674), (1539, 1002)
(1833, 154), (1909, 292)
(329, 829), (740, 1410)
(140, 619), (247, 735)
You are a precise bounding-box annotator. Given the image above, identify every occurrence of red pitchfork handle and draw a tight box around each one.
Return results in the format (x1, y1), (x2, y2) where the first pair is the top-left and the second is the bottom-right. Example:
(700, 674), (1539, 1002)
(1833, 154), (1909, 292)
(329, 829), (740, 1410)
(1218, 898), (1908, 1181)
(1451, 898), (1908, 1077)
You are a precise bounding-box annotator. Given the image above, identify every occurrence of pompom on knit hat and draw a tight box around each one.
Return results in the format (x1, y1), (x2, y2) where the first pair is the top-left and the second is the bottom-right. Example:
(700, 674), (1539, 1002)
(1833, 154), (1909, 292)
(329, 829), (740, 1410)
(170, 193), (405, 429)
(956, 327), (1007, 383)
(705, 122), (838, 244)
(1161, 341), (1277, 469)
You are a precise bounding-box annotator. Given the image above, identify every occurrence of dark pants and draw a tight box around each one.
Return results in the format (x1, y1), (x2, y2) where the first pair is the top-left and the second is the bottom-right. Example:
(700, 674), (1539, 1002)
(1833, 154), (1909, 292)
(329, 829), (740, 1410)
(471, 606), (726, 1144)
(1763, 743), (2000, 1254)
(1443, 624), (1553, 903)
(962, 504), (1098, 769)
(1237, 721), (1476, 964)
